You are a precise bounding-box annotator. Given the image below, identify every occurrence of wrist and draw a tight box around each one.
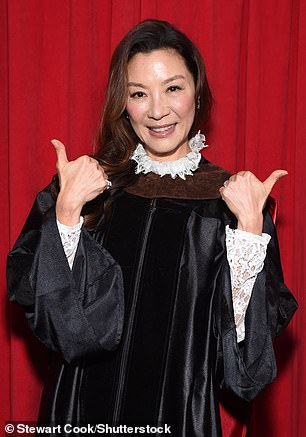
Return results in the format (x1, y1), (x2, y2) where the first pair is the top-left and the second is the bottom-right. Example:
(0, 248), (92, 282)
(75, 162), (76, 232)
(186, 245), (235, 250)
(237, 214), (263, 235)
(56, 193), (83, 226)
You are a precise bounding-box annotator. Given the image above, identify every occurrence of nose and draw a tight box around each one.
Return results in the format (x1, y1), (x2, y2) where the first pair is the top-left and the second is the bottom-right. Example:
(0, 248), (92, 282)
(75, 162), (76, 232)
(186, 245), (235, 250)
(147, 94), (170, 120)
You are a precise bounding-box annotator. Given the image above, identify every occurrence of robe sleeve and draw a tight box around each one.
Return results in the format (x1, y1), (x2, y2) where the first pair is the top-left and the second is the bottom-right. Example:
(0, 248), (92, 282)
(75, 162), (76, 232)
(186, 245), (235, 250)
(6, 183), (124, 363)
(215, 206), (298, 401)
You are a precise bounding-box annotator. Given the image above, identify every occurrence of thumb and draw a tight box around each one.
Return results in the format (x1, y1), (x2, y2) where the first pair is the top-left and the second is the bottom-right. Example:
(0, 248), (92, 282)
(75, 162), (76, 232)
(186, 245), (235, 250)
(51, 139), (69, 168)
(263, 169), (288, 194)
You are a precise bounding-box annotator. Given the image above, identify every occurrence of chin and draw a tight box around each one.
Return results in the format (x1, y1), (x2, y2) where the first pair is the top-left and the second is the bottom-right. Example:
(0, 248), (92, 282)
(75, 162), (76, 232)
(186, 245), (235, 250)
(147, 147), (184, 160)
(144, 138), (189, 160)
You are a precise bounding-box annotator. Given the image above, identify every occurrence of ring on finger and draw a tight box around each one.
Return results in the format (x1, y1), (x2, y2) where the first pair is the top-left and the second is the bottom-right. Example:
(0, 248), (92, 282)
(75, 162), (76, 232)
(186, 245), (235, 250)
(223, 180), (229, 188)
(106, 180), (112, 190)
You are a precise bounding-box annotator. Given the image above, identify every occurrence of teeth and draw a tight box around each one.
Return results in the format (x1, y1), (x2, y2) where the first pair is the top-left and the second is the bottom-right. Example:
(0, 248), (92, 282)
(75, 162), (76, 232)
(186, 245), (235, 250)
(151, 124), (174, 132)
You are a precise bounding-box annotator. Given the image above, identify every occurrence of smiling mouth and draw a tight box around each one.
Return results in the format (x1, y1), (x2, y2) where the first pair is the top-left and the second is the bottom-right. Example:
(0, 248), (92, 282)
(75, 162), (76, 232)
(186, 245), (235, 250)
(149, 123), (176, 133)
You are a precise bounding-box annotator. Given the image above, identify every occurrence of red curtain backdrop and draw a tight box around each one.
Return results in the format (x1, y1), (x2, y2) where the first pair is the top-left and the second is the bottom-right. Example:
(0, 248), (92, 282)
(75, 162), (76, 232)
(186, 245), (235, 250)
(1, 0), (305, 435)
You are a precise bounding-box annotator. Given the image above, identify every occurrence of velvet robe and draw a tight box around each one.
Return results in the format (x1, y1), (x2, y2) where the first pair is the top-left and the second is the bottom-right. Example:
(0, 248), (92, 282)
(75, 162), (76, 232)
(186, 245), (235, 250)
(7, 161), (297, 436)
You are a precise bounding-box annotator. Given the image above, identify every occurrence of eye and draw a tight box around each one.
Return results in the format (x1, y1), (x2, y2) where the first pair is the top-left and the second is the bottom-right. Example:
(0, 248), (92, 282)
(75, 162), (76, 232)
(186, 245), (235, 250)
(130, 91), (146, 98)
(167, 85), (182, 92)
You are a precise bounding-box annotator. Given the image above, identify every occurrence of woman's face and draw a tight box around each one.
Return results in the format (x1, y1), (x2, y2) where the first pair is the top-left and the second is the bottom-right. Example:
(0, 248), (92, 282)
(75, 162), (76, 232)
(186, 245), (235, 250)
(126, 49), (196, 161)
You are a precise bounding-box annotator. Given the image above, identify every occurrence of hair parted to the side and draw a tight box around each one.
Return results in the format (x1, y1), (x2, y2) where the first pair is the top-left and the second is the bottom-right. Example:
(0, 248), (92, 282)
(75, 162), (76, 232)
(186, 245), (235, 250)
(84, 19), (212, 228)
(95, 19), (212, 172)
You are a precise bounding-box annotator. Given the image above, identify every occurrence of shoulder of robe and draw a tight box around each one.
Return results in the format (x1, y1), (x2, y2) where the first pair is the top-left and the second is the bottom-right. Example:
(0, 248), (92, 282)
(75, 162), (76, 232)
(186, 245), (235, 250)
(34, 174), (59, 212)
(18, 175), (60, 235)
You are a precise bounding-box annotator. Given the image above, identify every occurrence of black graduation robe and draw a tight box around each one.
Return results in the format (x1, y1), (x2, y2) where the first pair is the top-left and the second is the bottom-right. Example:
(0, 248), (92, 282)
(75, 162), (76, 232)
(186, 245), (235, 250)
(7, 161), (297, 436)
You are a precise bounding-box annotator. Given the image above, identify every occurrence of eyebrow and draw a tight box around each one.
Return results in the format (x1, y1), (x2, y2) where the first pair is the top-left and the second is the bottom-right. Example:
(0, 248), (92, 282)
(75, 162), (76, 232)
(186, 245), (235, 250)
(127, 75), (186, 88)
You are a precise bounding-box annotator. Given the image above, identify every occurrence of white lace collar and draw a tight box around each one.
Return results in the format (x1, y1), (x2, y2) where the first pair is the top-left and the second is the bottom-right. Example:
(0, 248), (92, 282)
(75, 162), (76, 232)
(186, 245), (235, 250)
(131, 131), (208, 180)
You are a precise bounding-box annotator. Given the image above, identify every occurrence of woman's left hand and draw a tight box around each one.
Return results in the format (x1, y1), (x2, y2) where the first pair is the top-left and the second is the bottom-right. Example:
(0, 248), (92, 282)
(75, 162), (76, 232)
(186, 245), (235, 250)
(219, 170), (288, 235)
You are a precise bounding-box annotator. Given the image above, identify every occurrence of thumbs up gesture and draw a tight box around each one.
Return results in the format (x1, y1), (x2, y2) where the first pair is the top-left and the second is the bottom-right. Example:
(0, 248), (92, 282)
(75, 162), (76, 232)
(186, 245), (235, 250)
(219, 170), (288, 235)
(51, 139), (110, 226)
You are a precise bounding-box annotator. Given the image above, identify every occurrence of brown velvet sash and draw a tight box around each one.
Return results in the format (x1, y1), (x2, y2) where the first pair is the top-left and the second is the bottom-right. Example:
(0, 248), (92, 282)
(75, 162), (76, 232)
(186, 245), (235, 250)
(124, 162), (232, 200)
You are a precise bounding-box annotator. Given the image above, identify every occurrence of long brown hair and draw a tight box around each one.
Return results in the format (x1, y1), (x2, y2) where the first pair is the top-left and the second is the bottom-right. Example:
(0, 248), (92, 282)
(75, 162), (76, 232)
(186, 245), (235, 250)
(85, 19), (212, 229)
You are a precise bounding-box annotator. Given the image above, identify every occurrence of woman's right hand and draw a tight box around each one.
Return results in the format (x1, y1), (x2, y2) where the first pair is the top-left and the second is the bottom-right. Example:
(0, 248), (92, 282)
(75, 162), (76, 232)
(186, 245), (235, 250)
(51, 139), (110, 226)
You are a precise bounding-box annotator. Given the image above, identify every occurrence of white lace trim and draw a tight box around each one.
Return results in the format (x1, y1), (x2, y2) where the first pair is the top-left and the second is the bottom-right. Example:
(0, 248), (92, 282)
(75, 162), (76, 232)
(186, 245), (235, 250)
(56, 217), (84, 269)
(226, 225), (271, 342)
(131, 131), (208, 180)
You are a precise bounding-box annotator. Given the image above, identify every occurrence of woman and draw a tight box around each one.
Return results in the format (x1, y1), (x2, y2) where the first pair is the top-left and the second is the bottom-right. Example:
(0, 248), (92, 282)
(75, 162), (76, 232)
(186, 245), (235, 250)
(7, 19), (297, 436)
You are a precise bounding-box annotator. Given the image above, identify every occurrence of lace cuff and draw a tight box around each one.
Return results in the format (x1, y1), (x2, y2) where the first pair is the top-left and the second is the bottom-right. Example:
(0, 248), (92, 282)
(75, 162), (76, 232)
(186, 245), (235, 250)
(56, 217), (84, 269)
(226, 225), (271, 342)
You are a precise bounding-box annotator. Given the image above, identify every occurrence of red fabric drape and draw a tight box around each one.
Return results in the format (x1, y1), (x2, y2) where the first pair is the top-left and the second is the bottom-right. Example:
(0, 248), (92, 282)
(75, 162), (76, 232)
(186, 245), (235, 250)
(1, 0), (305, 435)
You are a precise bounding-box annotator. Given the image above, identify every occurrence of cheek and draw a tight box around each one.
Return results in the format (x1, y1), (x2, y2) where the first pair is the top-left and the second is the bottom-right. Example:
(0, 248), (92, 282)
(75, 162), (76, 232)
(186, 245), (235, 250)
(173, 95), (195, 121)
(126, 102), (147, 124)
(126, 102), (148, 140)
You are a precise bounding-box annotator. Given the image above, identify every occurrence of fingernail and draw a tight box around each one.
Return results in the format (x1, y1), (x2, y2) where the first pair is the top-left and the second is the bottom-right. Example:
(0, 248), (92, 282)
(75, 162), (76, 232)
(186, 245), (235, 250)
(51, 139), (59, 147)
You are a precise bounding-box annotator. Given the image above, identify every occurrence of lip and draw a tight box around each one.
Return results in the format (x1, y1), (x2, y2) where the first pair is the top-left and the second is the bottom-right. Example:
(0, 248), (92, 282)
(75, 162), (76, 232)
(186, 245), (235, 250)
(147, 123), (176, 138)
